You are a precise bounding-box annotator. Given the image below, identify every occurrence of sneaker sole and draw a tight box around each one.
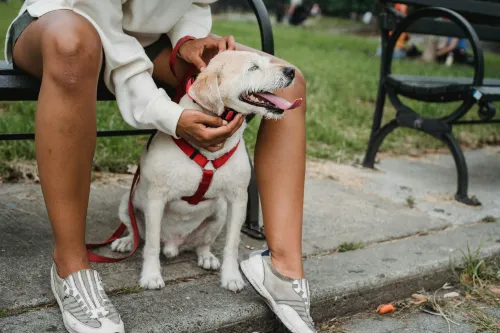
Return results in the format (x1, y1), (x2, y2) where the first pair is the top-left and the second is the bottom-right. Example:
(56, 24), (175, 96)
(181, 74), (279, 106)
(50, 268), (79, 333)
(240, 260), (301, 333)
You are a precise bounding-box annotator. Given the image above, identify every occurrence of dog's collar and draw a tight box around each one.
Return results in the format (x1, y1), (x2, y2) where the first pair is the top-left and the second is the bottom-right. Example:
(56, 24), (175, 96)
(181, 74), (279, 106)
(185, 76), (238, 122)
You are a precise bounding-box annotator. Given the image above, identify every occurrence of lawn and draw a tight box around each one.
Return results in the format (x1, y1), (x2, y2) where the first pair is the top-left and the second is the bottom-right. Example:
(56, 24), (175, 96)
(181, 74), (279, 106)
(1, 2), (500, 172)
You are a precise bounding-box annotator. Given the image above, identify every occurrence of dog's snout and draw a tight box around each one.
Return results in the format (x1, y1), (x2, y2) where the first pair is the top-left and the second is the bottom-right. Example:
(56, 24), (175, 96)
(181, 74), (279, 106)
(283, 67), (295, 80)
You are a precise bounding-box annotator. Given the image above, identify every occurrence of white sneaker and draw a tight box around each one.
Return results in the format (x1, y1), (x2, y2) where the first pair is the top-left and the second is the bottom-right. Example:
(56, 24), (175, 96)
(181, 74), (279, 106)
(240, 250), (316, 333)
(50, 264), (125, 333)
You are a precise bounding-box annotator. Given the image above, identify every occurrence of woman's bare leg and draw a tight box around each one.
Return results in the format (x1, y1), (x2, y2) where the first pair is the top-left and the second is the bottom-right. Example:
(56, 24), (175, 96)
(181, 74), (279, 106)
(13, 11), (102, 278)
(236, 44), (307, 279)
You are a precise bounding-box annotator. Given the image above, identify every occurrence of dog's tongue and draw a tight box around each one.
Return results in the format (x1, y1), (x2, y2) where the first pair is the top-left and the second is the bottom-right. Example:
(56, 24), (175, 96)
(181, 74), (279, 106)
(254, 93), (303, 110)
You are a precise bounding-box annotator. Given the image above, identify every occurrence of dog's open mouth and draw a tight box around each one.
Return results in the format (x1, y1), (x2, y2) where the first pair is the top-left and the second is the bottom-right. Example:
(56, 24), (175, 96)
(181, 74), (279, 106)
(240, 92), (302, 113)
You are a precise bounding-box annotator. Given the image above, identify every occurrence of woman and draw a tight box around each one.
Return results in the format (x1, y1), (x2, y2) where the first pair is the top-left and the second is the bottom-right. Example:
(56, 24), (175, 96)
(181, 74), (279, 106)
(4, 1), (313, 333)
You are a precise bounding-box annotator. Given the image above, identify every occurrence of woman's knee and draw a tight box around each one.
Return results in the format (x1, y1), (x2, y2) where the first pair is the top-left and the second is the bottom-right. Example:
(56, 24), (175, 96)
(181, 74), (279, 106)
(41, 14), (102, 88)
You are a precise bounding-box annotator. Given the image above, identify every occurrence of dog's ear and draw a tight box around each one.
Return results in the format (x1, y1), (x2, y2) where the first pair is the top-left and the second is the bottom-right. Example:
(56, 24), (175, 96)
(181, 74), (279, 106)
(188, 71), (224, 115)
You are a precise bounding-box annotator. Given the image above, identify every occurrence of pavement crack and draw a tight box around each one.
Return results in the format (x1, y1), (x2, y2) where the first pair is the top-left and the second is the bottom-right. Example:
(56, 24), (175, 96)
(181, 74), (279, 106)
(305, 224), (453, 259)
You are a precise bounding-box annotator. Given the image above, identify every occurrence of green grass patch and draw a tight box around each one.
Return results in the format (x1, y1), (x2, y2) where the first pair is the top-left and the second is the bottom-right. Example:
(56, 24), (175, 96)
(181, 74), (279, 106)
(1, 2), (500, 171)
(337, 241), (364, 252)
(480, 215), (497, 223)
(406, 195), (416, 209)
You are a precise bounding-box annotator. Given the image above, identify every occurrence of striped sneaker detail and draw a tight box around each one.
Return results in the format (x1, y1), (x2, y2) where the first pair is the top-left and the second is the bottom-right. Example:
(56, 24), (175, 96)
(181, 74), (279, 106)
(64, 270), (110, 320)
(51, 264), (124, 332)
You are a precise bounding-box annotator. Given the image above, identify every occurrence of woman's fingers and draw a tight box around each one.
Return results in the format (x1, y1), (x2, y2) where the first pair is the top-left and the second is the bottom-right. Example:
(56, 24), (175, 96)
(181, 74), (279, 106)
(225, 35), (236, 50)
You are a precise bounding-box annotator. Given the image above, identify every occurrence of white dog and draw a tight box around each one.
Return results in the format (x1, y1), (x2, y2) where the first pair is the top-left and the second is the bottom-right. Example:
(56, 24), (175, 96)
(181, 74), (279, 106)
(110, 51), (301, 292)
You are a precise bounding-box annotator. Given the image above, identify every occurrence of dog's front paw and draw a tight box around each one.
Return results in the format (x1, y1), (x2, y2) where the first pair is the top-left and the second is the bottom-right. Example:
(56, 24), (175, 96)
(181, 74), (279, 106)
(198, 252), (221, 271)
(110, 236), (133, 253)
(221, 270), (245, 292)
(140, 272), (165, 290)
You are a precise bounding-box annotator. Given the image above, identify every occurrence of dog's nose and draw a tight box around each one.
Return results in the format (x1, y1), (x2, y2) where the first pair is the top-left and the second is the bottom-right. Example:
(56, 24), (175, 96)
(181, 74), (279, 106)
(283, 67), (295, 80)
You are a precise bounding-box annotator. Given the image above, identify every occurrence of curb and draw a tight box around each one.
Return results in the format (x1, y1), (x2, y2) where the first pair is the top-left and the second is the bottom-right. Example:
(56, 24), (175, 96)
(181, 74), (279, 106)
(0, 223), (499, 333)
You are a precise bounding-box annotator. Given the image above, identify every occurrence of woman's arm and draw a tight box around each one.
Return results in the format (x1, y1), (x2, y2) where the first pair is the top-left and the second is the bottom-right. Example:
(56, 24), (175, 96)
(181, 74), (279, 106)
(79, 1), (187, 137)
(78, 0), (240, 149)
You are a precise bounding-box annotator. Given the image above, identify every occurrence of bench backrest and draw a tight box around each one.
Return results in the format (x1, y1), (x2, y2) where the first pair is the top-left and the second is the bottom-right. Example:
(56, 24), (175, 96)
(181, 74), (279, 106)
(380, 0), (500, 42)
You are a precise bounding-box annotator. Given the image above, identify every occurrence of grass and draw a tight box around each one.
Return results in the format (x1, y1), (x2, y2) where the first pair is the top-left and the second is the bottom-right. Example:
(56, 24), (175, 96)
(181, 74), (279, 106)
(320, 244), (500, 333)
(480, 215), (497, 223)
(337, 241), (364, 252)
(455, 245), (500, 333)
(1, 2), (500, 172)
(406, 195), (415, 209)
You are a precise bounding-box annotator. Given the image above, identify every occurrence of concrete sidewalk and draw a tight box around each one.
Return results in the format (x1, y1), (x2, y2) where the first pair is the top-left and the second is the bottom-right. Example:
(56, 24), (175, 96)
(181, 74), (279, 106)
(1, 148), (499, 332)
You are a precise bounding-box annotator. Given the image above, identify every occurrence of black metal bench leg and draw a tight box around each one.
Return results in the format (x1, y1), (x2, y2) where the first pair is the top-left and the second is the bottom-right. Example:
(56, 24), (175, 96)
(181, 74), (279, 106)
(441, 132), (481, 206)
(363, 119), (399, 168)
(242, 152), (266, 240)
(363, 75), (389, 167)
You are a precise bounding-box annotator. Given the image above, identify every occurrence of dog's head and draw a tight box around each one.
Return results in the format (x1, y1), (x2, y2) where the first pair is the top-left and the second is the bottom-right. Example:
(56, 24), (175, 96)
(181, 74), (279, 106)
(187, 51), (302, 119)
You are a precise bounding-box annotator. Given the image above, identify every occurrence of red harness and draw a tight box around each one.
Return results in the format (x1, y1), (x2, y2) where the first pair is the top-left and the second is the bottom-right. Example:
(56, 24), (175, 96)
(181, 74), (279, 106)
(176, 77), (240, 204)
(174, 137), (239, 205)
(86, 36), (239, 262)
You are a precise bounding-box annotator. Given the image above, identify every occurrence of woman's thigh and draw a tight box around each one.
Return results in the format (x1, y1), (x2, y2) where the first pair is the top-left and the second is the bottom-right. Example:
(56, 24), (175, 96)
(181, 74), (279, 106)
(13, 10), (102, 80)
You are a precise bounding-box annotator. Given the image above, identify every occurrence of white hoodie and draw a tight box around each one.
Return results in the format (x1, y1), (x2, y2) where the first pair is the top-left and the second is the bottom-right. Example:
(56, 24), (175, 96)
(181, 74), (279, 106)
(4, 0), (216, 137)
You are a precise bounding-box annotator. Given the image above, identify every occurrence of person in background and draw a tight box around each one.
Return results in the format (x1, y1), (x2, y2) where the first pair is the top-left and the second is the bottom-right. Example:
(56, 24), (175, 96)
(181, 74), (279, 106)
(310, 3), (321, 18)
(376, 3), (412, 59)
(436, 37), (475, 66)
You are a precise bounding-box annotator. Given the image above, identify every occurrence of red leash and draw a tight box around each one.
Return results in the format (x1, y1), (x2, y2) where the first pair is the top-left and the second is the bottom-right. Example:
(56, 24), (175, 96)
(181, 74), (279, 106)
(86, 167), (142, 263)
(86, 36), (196, 263)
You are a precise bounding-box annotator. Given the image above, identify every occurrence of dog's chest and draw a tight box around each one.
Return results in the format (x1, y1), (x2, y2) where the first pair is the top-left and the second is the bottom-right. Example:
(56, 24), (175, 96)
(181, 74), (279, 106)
(142, 136), (251, 203)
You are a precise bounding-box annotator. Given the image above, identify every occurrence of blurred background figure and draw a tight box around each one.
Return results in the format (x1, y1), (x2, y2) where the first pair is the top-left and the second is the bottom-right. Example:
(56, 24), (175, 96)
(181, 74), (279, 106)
(436, 37), (475, 66)
(376, 3), (421, 59)
(310, 3), (322, 18)
(276, 0), (319, 26)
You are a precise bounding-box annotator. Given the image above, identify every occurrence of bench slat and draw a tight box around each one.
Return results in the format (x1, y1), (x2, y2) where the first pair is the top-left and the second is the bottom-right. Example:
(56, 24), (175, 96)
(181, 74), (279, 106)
(0, 63), (175, 101)
(386, 74), (500, 102)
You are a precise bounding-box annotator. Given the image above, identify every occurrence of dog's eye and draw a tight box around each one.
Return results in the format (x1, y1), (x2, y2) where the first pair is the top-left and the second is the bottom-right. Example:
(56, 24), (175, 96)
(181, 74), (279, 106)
(248, 64), (260, 72)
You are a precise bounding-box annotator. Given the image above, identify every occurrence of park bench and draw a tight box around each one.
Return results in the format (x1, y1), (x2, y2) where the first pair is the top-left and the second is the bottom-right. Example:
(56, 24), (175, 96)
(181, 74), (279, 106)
(0, 0), (273, 239)
(363, 0), (500, 206)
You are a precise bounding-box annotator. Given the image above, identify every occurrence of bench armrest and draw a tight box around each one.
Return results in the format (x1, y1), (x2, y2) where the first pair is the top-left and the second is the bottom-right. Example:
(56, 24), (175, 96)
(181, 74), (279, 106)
(248, 0), (274, 55)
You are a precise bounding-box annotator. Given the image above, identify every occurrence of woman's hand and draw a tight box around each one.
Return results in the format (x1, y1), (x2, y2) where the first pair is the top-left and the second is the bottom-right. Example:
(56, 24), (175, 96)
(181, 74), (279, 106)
(176, 109), (244, 152)
(178, 35), (236, 71)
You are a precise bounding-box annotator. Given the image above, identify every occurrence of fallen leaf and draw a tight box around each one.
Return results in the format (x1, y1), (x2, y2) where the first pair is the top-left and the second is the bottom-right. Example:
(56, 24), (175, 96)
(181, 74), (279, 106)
(490, 288), (500, 294)
(411, 294), (428, 305)
(444, 292), (460, 298)
(127, 164), (138, 174)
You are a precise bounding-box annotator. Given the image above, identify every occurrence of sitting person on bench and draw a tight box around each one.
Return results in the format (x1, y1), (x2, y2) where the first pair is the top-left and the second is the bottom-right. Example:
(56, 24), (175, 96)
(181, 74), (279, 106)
(4, 1), (313, 333)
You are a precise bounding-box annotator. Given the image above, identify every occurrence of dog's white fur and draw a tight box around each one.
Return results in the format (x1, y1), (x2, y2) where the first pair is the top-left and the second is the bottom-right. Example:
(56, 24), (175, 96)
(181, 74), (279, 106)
(111, 51), (295, 292)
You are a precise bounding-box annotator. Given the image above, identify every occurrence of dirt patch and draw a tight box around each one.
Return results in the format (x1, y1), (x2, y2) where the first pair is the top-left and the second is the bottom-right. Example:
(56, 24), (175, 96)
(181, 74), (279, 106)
(0, 159), (374, 191)
(306, 159), (371, 190)
(0, 160), (39, 184)
(0, 160), (135, 185)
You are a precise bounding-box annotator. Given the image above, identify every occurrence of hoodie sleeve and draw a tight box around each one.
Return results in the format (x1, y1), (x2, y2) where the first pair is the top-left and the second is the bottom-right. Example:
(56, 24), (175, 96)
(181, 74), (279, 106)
(167, 2), (213, 48)
(75, 0), (185, 137)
